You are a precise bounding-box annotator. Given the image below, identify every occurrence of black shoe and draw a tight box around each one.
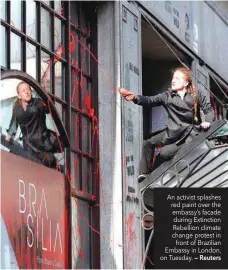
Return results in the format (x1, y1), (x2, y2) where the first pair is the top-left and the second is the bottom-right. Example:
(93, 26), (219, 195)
(137, 174), (148, 183)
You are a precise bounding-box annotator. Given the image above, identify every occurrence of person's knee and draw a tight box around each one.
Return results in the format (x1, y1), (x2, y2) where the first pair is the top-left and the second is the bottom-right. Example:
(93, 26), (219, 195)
(143, 140), (154, 149)
(160, 144), (179, 160)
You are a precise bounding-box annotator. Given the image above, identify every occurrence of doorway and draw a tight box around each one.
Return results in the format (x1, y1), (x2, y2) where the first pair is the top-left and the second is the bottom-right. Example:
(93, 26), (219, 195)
(141, 18), (192, 269)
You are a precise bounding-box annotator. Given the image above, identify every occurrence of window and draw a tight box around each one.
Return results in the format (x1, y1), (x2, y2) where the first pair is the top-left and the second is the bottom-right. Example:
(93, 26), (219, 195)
(1, 1), (99, 268)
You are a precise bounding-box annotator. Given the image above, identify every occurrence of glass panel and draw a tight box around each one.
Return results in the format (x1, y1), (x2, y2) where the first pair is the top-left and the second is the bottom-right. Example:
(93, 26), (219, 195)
(70, 1), (79, 26)
(71, 152), (80, 189)
(55, 101), (63, 122)
(26, 0), (36, 40)
(79, 4), (88, 33)
(0, 26), (6, 67)
(71, 199), (91, 269)
(87, 42), (91, 76)
(81, 76), (89, 111)
(26, 42), (36, 79)
(71, 112), (80, 150)
(10, 33), (21, 70)
(11, 0), (22, 30)
(80, 37), (89, 76)
(71, 70), (80, 107)
(54, 61), (63, 99)
(41, 8), (51, 49)
(82, 157), (92, 193)
(70, 31), (79, 66)
(0, 78), (23, 151)
(41, 51), (51, 92)
(0, 78), (65, 172)
(54, 17), (65, 59)
(54, 1), (62, 13)
(81, 116), (91, 154)
(0, 1), (6, 21)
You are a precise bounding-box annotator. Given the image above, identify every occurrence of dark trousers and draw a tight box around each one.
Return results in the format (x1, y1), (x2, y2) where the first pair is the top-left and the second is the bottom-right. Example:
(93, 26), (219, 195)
(139, 128), (197, 174)
(139, 130), (167, 174)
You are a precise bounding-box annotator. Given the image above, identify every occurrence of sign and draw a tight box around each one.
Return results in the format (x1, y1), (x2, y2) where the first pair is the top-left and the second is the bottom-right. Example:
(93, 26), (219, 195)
(1, 151), (67, 269)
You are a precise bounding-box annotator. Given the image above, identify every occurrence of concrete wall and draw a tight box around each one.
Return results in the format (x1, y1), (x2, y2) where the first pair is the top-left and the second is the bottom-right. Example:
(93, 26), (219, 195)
(98, 2), (123, 269)
(120, 2), (143, 268)
(98, 1), (143, 268)
(139, 1), (228, 84)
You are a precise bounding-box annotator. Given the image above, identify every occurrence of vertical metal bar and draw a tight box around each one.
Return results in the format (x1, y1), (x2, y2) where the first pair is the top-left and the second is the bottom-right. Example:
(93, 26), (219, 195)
(78, 3), (83, 191)
(6, 1), (11, 69)
(89, 4), (100, 267)
(36, 1), (41, 83)
(51, 10), (55, 95)
(22, 0), (26, 72)
(65, 1), (72, 269)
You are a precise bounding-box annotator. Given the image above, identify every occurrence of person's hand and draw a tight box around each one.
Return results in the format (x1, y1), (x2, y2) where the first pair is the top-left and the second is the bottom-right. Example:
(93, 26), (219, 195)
(200, 121), (211, 130)
(118, 88), (136, 101)
(5, 134), (12, 141)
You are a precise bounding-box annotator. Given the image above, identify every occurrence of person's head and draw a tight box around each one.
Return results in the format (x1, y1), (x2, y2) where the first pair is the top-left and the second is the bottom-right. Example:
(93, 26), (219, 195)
(16, 82), (32, 102)
(171, 67), (192, 91)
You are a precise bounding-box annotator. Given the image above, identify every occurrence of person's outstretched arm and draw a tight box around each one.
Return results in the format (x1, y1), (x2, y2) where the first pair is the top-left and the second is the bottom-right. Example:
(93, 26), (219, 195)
(118, 88), (168, 107)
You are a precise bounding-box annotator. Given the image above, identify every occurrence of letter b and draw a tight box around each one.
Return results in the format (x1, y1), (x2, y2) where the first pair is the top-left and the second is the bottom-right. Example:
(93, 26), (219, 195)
(19, 179), (26, 213)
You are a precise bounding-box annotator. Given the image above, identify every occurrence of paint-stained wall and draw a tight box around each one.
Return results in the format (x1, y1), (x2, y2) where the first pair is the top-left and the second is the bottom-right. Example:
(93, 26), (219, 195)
(121, 3), (142, 269)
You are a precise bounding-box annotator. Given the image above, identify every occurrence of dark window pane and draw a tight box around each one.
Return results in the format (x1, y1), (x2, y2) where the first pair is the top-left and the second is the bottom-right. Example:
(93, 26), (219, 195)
(71, 112), (80, 150)
(70, 31), (79, 66)
(70, 2), (79, 26)
(41, 51), (51, 92)
(72, 199), (91, 269)
(71, 70), (80, 108)
(0, 26), (6, 67)
(26, 42), (36, 79)
(0, 1), (6, 21)
(26, 0), (36, 40)
(80, 37), (90, 76)
(82, 157), (92, 193)
(79, 4), (88, 33)
(81, 76), (89, 110)
(11, 0), (22, 30)
(81, 116), (91, 154)
(10, 33), (21, 70)
(41, 8), (51, 49)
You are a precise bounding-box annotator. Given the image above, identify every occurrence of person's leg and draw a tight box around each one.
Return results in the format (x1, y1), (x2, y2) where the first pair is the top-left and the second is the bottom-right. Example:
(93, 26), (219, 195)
(43, 130), (62, 153)
(139, 130), (166, 175)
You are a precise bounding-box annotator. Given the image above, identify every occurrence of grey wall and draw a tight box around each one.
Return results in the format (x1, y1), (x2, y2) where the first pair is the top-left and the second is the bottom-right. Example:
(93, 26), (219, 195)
(139, 1), (228, 84)
(120, 2), (143, 268)
(98, 2), (123, 269)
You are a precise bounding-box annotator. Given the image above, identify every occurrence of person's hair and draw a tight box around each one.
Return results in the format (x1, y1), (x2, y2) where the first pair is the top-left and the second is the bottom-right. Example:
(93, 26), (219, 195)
(12, 82), (32, 123)
(173, 67), (198, 122)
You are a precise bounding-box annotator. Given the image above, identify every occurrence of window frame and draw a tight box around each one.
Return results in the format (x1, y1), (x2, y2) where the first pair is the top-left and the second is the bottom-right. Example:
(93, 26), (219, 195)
(1, 1), (100, 268)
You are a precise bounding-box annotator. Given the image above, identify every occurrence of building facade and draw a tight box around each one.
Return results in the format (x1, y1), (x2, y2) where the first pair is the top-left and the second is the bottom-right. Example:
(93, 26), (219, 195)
(1, 1), (228, 269)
